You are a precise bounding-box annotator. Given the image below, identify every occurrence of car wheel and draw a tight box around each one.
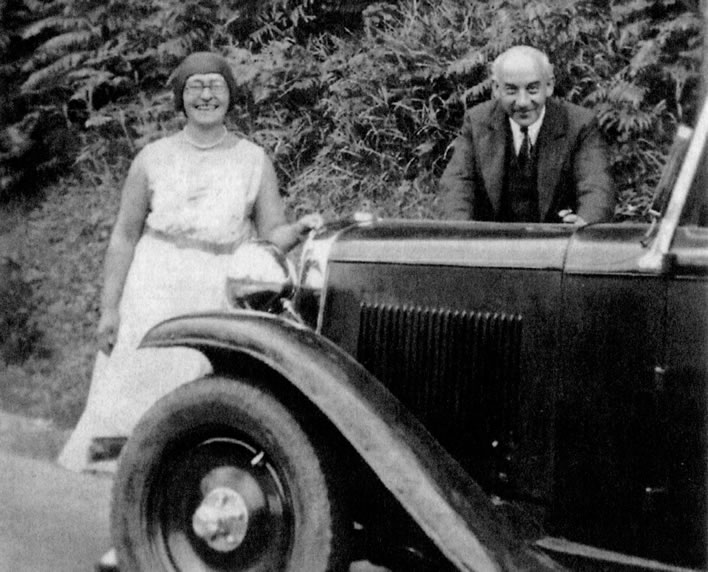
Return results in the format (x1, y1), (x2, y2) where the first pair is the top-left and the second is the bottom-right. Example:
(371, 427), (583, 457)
(111, 374), (350, 571)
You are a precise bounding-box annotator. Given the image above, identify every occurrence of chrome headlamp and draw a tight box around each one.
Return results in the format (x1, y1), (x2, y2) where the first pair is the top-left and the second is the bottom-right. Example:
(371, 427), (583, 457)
(225, 214), (375, 326)
(294, 232), (333, 328)
(224, 240), (297, 314)
(294, 213), (375, 329)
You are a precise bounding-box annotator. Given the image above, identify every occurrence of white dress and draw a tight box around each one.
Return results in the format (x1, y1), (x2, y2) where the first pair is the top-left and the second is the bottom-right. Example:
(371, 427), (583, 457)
(58, 132), (265, 471)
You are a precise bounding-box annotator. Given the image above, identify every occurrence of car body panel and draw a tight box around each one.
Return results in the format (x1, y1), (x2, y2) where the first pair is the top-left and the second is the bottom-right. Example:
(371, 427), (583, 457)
(303, 212), (707, 567)
(320, 260), (562, 503)
(661, 262), (708, 564)
(328, 220), (572, 269)
(140, 312), (559, 571)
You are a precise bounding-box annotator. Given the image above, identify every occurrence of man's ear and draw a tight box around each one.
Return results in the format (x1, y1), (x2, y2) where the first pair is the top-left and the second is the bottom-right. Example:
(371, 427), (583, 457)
(491, 80), (501, 98)
(545, 75), (555, 97)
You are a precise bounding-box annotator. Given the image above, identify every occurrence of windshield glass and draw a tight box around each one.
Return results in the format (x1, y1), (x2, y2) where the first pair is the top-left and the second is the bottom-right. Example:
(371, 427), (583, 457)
(679, 136), (708, 227)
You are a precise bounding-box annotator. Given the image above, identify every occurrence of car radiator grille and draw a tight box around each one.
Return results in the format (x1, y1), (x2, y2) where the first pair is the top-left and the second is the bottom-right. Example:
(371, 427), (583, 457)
(356, 301), (523, 481)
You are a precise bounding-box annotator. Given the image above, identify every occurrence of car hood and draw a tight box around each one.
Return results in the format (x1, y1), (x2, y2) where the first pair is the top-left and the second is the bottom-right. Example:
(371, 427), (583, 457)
(326, 220), (652, 273)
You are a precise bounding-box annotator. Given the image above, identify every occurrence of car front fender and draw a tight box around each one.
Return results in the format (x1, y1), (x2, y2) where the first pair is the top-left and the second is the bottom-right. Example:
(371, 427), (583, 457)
(141, 311), (559, 572)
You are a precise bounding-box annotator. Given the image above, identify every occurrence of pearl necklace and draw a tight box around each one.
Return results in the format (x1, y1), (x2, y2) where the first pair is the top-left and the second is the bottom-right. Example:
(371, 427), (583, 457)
(182, 126), (228, 150)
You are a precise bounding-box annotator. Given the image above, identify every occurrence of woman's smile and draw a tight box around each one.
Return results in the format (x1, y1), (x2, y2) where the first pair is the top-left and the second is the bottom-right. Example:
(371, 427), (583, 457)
(182, 73), (230, 126)
(193, 103), (220, 111)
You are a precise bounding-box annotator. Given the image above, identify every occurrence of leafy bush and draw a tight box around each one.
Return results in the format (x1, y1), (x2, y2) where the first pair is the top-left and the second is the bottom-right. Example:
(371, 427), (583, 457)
(3, 0), (702, 217)
(0, 0), (376, 202)
(231, 0), (702, 220)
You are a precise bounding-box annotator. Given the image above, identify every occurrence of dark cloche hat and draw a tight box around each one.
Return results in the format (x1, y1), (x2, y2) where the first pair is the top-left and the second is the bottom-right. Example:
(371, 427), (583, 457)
(170, 51), (238, 112)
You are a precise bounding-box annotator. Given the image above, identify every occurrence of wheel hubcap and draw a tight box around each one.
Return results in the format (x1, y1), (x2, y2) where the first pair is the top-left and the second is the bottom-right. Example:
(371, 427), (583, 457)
(192, 484), (249, 552)
(150, 436), (292, 570)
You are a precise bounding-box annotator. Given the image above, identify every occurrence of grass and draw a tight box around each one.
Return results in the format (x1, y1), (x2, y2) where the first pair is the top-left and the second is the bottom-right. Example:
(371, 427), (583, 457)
(0, 173), (120, 429)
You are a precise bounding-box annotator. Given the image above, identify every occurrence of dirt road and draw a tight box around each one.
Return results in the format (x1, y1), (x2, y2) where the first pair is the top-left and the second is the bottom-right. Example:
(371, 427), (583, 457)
(0, 411), (391, 572)
(0, 449), (112, 572)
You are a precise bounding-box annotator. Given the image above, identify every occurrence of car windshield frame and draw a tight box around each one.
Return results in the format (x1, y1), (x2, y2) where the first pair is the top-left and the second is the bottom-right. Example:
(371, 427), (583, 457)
(639, 96), (708, 271)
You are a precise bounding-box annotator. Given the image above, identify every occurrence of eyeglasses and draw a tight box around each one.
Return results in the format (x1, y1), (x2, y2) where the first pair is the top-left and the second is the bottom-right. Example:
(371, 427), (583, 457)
(183, 80), (228, 96)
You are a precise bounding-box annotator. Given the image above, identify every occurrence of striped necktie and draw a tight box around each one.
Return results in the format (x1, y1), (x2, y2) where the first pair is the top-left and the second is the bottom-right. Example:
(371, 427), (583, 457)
(519, 126), (531, 164)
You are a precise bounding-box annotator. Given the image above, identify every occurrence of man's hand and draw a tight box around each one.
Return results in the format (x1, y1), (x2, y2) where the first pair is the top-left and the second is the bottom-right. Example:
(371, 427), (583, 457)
(558, 210), (587, 226)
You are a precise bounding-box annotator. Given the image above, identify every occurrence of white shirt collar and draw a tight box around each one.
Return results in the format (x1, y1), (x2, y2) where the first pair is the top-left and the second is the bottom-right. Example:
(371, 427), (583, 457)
(509, 106), (546, 154)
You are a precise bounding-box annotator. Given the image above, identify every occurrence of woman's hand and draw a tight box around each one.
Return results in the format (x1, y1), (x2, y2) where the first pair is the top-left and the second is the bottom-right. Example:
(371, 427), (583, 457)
(262, 212), (324, 252)
(97, 308), (120, 355)
(295, 213), (325, 236)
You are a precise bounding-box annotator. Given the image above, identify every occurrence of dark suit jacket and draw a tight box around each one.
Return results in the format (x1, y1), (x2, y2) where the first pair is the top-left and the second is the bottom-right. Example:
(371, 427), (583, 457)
(439, 98), (616, 223)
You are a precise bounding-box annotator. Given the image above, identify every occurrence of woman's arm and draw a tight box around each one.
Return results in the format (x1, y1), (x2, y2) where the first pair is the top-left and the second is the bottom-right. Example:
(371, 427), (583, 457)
(97, 155), (150, 354)
(254, 155), (322, 252)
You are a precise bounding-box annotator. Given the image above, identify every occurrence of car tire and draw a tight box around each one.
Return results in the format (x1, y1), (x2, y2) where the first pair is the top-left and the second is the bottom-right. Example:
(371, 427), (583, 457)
(111, 374), (350, 571)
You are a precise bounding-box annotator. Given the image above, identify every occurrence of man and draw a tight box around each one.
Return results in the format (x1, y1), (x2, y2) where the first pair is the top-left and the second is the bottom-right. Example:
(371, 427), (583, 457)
(439, 45), (615, 225)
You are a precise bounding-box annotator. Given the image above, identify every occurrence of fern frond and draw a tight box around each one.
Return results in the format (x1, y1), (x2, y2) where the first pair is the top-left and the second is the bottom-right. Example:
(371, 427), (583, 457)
(677, 46), (702, 62)
(20, 0), (61, 14)
(38, 29), (97, 57)
(446, 50), (486, 77)
(156, 36), (194, 60)
(21, 51), (52, 74)
(461, 77), (493, 106)
(629, 39), (659, 73)
(610, 0), (654, 22)
(655, 11), (702, 39)
(66, 68), (114, 84)
(22, 16), (90, 40)
(323, 0), (374, 13)
(609, 80), (646, 106)
(21, 52), (87, 92)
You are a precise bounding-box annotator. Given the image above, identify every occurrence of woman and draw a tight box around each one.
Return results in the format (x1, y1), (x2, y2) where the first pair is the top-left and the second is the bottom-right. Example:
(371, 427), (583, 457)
(58, 51), (322, 472)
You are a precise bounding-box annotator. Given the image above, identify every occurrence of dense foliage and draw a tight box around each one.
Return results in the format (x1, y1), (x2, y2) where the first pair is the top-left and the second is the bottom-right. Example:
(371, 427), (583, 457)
(2, 0), (703, 211)
(0, 0), (704, 426)
(2, 0), (703, 213)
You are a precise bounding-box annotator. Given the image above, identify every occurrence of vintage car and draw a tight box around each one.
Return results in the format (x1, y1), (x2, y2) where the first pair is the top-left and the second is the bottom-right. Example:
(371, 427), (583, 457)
(109, 98), (708, 572)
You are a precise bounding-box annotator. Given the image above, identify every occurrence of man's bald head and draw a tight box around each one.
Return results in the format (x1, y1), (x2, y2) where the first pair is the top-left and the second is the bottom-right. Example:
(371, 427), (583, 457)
(491, 45), (555, 127)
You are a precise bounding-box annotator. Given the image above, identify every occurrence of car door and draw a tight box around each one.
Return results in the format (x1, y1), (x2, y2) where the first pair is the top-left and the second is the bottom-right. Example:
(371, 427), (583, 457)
(552, 124), (707, 567)
(553, 223), (668, 558)
(658, 175), (708, 567)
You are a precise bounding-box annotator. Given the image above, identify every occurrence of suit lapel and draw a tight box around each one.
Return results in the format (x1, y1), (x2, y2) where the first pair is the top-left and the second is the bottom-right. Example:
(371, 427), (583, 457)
(536, 100), (568, 219)
(478, 103), (508, 215)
